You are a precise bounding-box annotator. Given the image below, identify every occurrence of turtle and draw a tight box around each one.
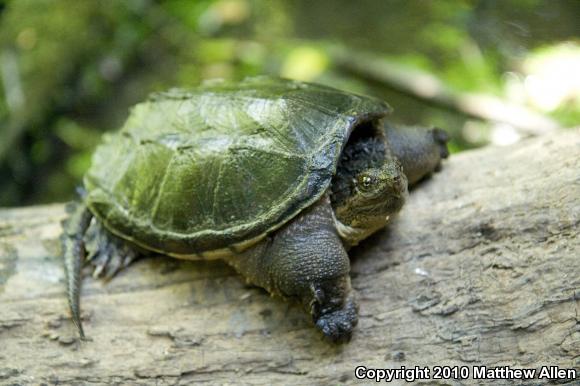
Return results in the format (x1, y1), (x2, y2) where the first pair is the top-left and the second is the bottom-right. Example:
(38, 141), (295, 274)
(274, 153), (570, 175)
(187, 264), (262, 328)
(62, 76), (449, 343)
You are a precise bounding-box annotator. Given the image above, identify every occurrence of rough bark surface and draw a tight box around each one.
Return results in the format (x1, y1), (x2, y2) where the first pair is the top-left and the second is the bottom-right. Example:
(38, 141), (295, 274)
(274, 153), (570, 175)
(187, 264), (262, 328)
(0, 130), (578, 385)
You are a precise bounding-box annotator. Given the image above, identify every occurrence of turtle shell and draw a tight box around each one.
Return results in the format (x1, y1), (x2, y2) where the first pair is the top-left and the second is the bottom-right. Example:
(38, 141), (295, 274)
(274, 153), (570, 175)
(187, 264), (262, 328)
(84, 77), (391, 257)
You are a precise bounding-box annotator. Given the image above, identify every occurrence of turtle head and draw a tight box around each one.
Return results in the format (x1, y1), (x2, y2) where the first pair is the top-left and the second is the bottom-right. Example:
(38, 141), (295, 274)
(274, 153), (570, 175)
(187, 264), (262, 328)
(334, 156), (408, 238)
(355, 159), (407, 204)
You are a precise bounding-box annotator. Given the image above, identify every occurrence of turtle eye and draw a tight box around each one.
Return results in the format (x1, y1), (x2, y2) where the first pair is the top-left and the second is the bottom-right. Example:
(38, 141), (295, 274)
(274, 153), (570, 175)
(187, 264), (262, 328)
(357, 174), (374, 190)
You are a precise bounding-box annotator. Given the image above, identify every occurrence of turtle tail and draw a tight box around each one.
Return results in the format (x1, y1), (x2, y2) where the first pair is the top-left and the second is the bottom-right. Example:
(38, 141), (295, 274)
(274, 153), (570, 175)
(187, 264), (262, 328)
(61, 201), (93, 340)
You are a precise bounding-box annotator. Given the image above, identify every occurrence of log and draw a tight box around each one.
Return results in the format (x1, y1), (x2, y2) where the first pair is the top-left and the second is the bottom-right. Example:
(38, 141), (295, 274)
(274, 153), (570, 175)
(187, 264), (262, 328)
(1, 129), (578, 385)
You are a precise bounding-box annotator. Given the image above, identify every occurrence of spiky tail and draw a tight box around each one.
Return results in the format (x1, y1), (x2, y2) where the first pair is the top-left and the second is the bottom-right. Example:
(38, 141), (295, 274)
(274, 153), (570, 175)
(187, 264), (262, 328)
(61, 202), (92, 340)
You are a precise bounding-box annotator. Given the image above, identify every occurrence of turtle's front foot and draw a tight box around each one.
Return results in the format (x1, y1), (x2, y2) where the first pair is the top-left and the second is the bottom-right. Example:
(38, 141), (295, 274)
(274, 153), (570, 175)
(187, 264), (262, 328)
(314, 293), (358, 343)
(309, 278), (358, 342)
(431, 127), (450, 160)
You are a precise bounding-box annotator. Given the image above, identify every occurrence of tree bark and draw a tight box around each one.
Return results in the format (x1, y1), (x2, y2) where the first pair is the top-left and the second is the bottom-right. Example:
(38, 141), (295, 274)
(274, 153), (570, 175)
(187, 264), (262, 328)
(0, 130), (578, 385)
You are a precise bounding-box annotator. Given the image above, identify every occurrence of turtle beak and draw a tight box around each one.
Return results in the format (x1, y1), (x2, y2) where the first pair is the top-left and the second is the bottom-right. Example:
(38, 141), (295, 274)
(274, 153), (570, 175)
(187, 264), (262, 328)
(385, 170), (408, 198)
(391, 175), (405, 196)
(393, 173), (407, 197)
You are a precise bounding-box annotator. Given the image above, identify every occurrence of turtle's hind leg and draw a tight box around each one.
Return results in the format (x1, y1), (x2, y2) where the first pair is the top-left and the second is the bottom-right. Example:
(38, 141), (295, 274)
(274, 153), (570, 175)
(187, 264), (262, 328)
(61, 202), (92, 339)
(84, 219), (140, 280)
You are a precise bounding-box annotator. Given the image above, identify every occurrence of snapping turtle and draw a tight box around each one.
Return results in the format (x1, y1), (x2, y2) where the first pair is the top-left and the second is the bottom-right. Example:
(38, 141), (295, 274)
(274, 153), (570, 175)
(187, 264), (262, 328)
(62, 76), (449, 342)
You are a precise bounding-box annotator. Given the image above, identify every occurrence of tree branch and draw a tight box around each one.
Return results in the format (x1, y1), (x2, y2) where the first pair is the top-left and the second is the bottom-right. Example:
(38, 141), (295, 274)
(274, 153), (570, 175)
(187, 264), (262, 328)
(333, 49), (561, 136)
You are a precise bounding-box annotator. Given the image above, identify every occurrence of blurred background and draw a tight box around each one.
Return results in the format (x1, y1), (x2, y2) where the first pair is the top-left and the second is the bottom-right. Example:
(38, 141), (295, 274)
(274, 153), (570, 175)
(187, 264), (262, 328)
(0, 0), (578, 206)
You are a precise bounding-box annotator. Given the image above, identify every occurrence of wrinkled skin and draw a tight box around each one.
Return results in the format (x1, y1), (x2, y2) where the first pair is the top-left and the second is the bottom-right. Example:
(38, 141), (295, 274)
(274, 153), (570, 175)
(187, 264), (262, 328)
(225, 196), (356, 342)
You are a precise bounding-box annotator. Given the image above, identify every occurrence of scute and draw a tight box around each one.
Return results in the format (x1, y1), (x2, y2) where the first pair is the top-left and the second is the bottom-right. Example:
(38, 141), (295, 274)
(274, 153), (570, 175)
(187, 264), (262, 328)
(84, 77), (391, 255)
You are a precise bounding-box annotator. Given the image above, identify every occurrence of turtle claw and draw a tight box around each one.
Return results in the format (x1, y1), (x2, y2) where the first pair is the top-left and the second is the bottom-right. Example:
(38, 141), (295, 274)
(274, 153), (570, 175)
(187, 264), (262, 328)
(90, 246), (138, 280)
(314, 294), (358, 343)
(84, 218), (140, 280)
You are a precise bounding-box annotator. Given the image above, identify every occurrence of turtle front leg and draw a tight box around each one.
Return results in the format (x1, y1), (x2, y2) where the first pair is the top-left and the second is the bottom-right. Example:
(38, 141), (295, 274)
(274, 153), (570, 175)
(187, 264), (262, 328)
(383, 122), (450, 187)
(225, 195), (358, 343)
